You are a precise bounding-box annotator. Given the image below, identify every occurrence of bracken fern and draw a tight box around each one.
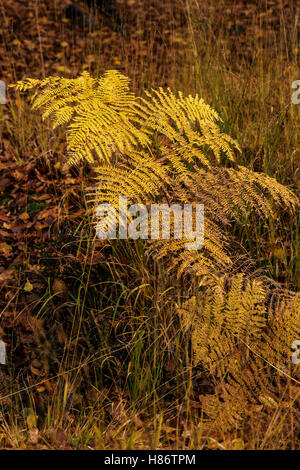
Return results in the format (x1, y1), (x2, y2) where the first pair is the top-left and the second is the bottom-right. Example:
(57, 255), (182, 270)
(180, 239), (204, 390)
(10, 70), (298, 280)
(11, 71), (300, 436)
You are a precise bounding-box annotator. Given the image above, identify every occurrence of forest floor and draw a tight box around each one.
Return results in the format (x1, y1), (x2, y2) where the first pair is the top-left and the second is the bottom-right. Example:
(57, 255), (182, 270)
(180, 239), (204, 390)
(0, 0), (300, 450)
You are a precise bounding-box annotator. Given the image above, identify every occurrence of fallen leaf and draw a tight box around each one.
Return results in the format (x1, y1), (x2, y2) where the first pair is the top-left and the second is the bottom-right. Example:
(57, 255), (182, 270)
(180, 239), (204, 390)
(19, 212), (30, 222)
(29, 428), (39, 445)
(0, 269), (14, 281)
(24, 280), (33, 292)
(52, 278), (67, 297)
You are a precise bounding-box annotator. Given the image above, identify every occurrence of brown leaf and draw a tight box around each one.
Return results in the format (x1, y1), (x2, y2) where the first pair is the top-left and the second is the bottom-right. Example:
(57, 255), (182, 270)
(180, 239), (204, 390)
(29, 428), (39, 445)
(0, 269), (14, 281)
(0, 178), (11, 192)
(52, 278), (68, 297)
(19, 212), (30, 222)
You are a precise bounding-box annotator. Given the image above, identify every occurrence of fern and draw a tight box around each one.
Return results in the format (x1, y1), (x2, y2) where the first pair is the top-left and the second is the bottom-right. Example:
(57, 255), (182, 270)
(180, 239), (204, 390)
(11, 68), (300, 444)
(178, 278), (300, 432)
(11, 71), (149, 166)
(177, 274), (267, 369)
(11, 70), (299, 281)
